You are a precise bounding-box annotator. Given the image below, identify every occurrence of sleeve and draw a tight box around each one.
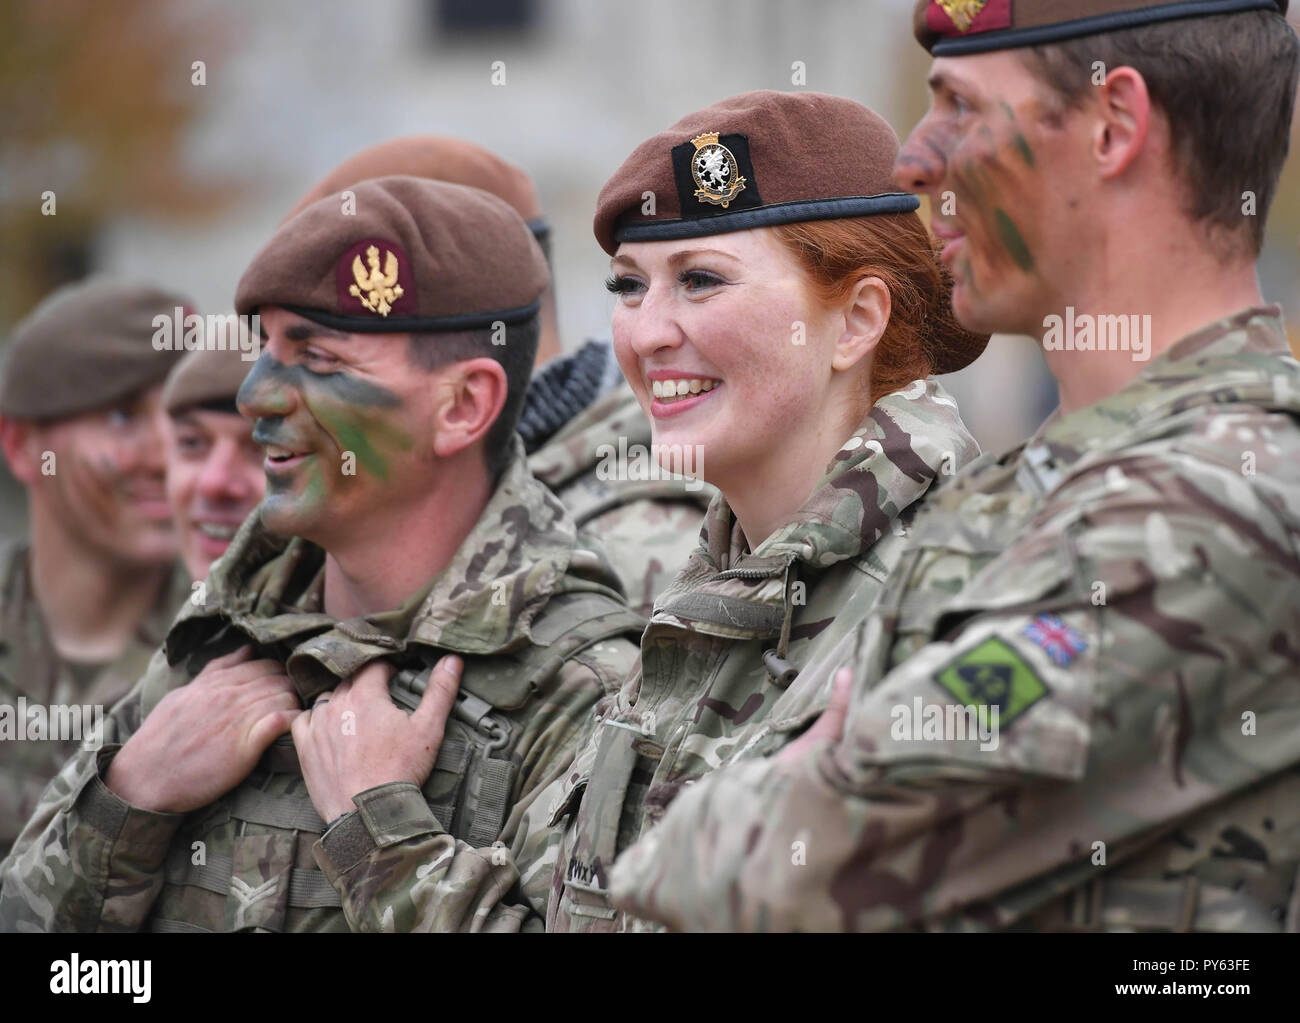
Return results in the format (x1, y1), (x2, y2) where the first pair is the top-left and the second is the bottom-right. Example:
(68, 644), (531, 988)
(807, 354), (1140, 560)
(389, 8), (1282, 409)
(605, 464), (1300, 931)
(313, 637), (637, 932)
(0, 647), (188, 932)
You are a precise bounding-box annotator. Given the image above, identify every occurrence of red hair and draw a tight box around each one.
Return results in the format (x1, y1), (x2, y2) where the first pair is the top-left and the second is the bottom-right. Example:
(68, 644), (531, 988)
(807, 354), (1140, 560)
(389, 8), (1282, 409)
(773, 213), (980, 406)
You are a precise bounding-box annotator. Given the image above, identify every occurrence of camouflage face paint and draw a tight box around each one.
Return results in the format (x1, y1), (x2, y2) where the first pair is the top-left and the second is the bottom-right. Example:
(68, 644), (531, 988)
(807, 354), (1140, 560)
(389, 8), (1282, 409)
(240, 350), (420, 541)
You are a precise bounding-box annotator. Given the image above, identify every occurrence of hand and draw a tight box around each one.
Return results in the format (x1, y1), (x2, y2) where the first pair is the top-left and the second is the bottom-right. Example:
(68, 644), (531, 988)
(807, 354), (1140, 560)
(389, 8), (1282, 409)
(107, 645), (298, 813)
(777, 666), (853, 763)
(293, 654), (462, 823)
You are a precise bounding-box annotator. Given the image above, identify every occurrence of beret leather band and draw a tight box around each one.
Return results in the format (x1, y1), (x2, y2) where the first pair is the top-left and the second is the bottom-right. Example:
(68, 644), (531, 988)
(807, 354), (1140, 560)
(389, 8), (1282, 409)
(280, 298), (542, 335)
(615, 193), (922, 245)
(926, 0), (1285, 55)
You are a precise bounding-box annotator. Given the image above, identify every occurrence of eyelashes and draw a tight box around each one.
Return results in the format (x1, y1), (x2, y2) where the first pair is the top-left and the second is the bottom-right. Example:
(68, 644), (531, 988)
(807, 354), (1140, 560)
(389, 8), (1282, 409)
(605, 274), (638, 294)
(604, 270), (725, 294)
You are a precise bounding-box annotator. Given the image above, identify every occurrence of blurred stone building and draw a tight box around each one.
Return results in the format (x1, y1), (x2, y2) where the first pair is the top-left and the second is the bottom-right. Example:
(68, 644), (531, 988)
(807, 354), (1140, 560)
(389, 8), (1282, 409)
(4, 0), (1298, 535)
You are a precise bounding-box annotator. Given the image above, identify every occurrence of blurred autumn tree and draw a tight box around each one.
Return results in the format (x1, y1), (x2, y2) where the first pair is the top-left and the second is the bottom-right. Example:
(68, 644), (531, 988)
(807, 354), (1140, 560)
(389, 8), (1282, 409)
(0, 0), (234, 330)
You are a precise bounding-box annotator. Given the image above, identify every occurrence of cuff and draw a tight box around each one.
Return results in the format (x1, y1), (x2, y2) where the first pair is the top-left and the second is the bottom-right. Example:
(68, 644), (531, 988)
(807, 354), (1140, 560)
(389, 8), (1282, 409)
(316, 782), (443, 875)
(75, 746), (185, 872)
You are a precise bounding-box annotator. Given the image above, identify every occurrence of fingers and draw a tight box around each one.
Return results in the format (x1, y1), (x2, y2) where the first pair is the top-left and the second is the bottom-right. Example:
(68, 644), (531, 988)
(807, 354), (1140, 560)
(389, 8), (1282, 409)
(199, 644), (254, 674)
(824, 666), (853, 730)
(249, 706), (301, 750)
(413, 654), (462, 736)
(350, 659), (393, 697)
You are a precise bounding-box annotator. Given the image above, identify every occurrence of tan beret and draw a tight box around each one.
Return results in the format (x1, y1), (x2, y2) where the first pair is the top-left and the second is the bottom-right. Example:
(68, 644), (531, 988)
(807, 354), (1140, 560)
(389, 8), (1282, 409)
(163, 345), (253, 415)
(914, 0), (1287, 55)
(0, 277), (193, 420)
(593, 90), (918, 257)
(235, 175), (548, 333)
(285, 136), (545, 235)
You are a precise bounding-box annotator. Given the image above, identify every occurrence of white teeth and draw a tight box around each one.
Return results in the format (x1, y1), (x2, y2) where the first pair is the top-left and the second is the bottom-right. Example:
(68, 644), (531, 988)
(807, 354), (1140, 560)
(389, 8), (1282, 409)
(266, 445), (299, 460)
(651, 378), (719, 402)
(197, 523), (236, 540)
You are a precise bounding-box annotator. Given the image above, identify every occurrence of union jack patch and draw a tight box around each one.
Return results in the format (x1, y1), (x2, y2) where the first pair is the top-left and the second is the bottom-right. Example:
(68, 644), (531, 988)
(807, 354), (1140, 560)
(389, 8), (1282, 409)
(1022, 615), (1088, 667)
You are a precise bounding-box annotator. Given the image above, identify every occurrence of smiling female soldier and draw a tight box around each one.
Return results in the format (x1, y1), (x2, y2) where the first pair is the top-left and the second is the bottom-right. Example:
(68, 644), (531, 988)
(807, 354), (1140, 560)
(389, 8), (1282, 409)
(546, 91), (989, 931)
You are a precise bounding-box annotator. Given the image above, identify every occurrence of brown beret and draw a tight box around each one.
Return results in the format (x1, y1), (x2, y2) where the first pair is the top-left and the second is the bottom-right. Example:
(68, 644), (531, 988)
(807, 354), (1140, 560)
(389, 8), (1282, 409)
(914, 0), (1287, 55)
(163, 344), (253, 416)
(593, 90), (919, 257)
(0, 277), (193, 420)
(235, 175), (548, 333)
(285, 136), (546, 240)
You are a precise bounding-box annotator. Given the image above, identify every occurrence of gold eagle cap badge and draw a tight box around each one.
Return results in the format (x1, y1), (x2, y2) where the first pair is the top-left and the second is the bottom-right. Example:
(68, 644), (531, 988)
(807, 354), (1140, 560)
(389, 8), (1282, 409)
(936, 0), (989, 33)
(349, 244), (404, 316)
(689, 132), (746, 208)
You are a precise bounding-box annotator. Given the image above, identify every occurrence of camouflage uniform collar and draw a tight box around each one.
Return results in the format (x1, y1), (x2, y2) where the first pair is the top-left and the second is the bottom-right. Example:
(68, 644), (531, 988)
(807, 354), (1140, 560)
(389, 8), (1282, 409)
(699, 378), (978, 572)
(168, 437), (582, 697)
(528, 382), (651, 492)
(1017, 305), (1296, 496)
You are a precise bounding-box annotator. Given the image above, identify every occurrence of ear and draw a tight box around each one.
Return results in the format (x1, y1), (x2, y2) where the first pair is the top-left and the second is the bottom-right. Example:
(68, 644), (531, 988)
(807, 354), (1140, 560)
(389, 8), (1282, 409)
(0, 415), (43, 485)
(831, 275), (891, 373)
(1092, 66), (1151, 180)
(430, 358), (509, 459)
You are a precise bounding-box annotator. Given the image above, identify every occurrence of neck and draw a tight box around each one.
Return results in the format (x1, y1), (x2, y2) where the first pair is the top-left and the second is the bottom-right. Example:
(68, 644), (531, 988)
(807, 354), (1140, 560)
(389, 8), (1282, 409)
(721, 392), (860, 552)
(1042, 219), (1263, 414)
(27, 504), (170, 664)
(321, 455), (494, 620)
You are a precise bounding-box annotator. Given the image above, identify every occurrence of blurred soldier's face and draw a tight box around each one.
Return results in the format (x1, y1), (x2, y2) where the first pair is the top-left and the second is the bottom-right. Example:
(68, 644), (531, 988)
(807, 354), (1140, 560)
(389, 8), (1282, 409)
(893, 51), (1092, 337)
(609, 229), (849, 496)
(164, 408), (265, 579)
(236, 307), (437, 549)
(29, 384), (178, 566)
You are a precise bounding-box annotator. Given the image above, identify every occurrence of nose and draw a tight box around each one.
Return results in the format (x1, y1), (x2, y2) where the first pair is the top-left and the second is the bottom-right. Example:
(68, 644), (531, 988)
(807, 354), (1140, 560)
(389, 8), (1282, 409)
(893, 115), (946, 196)
(617, 283), (685, 364)
(196, 437), (256, 503)
(236, 350), (295, 421)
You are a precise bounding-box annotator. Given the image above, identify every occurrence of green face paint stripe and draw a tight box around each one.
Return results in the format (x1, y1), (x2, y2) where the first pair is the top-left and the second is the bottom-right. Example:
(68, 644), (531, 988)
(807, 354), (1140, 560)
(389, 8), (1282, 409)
(1013, 134), (1034, 167)
(994, 210), (1034, 271)
(332, 420), (391, 480)
(932, 636), (1050, 728)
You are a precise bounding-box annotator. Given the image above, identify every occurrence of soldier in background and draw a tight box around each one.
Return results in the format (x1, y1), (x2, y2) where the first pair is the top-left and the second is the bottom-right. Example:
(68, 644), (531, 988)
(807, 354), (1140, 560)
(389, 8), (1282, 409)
(161, 345), (263, 581)
(288, 137), (713, 617)
(0, 177), (642, 931)
(606, 0), (1300, 931)
(0, 278), (191, 858)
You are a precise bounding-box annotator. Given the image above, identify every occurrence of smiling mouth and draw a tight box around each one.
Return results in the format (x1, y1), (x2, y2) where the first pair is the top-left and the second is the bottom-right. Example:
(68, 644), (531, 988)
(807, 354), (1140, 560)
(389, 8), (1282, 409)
(650, 377), (720, 405)
(194, 522), (239, 541)
(263, 444), (313, 472)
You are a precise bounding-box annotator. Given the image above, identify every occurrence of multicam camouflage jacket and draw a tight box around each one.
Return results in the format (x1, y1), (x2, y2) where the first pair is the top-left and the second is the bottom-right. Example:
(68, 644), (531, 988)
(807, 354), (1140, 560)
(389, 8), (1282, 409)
(546, 379), (979, 931)
(0, 541), (187, 859)
(0, 442), (642, 932)
(529, 382), (715, 618)
(606, 306), (1300, 932)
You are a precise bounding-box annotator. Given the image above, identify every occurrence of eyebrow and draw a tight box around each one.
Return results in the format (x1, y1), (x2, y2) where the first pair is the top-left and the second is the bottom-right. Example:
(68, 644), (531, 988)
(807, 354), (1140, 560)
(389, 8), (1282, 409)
(612, 247), (739, 271)
(927, 69), (977, 97)
(283, 322), (350, 342)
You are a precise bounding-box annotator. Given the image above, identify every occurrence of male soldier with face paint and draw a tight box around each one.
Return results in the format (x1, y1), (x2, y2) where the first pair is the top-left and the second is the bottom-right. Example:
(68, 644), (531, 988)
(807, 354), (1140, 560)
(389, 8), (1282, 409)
(603, 1), (1300, 931)
(288, 137), (714, 618)
(0, 176), (643, 931)
(0, 279), (191, 859)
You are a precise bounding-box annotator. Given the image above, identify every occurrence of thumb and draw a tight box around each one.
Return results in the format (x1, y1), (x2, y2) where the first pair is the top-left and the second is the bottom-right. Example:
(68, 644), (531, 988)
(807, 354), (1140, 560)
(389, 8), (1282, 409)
(412, 654), (462, 738)
(778, 666), (853, 763)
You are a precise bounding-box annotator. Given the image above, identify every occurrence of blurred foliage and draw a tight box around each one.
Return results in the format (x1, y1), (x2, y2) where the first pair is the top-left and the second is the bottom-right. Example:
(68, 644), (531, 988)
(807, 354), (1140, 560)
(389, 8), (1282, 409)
(0, 0), (235, 330)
